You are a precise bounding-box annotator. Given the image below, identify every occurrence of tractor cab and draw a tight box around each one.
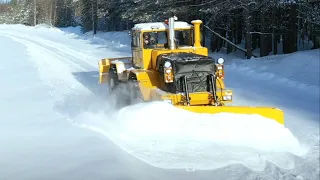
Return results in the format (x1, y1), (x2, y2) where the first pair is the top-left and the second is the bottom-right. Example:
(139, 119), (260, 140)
(133, 22), (193, 49)
(130, 17), (209, 70)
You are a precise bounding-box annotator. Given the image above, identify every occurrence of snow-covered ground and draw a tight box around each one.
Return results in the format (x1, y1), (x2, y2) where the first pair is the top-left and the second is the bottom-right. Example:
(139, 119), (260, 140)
(0, 24), (319, 180)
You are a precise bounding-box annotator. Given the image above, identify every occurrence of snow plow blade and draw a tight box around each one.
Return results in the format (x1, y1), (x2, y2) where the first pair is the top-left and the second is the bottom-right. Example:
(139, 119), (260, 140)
(175, 105), (284, 125)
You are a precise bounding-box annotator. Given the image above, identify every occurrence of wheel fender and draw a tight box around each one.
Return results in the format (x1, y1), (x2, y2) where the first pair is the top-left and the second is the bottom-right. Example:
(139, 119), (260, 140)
(98, 58), (111, 84)
(128, 70), (152, 101)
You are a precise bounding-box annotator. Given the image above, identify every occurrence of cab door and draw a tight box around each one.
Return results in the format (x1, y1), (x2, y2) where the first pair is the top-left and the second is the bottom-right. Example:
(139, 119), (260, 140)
(132, 31), (143, 68)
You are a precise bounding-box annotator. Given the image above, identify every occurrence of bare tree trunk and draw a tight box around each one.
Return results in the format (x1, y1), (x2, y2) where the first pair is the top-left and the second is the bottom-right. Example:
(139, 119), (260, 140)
(272, 6), (278, 55)
(245, 10), (252, 59)
(34, 0), (37, 26)
(49, 1), (53, 26)
(53, 0), (56, 25)
(260, 10), (267, 57)
(92, 0), (98, 34)
(227, 13), (232, 54)
(202, 13), (206, 47)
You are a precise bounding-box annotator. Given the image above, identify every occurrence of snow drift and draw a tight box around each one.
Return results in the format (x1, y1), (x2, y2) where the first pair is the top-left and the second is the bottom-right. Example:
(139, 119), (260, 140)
(70, 100), (306, 171)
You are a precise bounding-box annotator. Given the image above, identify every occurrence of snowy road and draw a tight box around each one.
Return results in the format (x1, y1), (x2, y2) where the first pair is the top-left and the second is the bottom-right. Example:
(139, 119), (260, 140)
(0, 27), (183, 180)
(0, 25), (319, 180)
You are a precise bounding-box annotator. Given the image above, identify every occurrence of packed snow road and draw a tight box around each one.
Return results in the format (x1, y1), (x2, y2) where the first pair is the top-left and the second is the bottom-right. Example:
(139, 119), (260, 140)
(0, 25), (319, 180)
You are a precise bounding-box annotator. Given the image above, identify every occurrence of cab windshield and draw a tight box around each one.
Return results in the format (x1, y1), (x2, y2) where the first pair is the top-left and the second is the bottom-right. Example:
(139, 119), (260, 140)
(143, 31), (167, 49)
(142, 29), (193, 49)
(175, 29), (193, 47)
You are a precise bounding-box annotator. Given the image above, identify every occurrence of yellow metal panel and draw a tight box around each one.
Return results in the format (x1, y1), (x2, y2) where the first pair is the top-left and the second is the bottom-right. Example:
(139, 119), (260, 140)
(114, 61), (126, 74)
(98, 57), (133, 84)
(98, 59), (110, 84)
(216, 78), (225, 89)
(194, 47), (208, 56)
(142, 49), (153, 69)
(175, 105), (285, 125)
(98, 58), (110, 73)
(130, 69), (160, 100)
(191, 20), (202, 47)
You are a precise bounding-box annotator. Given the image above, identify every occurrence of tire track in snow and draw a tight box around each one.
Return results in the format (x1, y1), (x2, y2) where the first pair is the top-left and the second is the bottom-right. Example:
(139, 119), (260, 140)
(0, 32), (97, 71)
(21, 35), (98, 69)
(0, 33), (92, 99)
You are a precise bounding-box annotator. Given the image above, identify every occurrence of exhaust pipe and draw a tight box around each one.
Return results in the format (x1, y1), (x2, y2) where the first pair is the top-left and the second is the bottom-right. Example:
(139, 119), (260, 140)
(191, 20), (202, 48)
(168, 16), (177, 50)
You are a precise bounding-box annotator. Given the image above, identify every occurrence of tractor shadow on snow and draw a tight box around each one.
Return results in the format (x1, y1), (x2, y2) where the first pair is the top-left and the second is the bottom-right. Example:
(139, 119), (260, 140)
(72, 71), (108, 97)
(71, 71), (144, 110)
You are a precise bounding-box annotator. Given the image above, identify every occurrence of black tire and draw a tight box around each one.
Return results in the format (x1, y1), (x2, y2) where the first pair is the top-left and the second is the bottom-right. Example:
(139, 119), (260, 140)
(126, 72), (144, 105)
(108, 69), (143, 108)
(127, 80), (143, 105)
(107, 65), (119, 92)
(107, 66), (128, 109)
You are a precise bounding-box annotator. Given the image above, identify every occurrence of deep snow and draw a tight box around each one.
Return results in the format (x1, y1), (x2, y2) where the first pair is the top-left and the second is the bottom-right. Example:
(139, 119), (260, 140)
(0, 24), (319, 180)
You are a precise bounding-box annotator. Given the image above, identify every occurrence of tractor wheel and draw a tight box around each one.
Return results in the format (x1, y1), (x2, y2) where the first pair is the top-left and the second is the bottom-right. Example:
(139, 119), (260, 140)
(107, 66), (128, 109)
(127, 77), (143, 105)
(107, 66), (119, 92)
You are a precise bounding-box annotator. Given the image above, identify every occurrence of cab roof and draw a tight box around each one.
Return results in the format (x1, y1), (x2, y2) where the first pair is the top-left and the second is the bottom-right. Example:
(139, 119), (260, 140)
(132, 21), (193, 31)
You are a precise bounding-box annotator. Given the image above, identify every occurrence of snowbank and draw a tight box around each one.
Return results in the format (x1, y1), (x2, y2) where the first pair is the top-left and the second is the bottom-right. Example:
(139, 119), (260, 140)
(71, 101), (306, 171)
(223, 50), (320, 94)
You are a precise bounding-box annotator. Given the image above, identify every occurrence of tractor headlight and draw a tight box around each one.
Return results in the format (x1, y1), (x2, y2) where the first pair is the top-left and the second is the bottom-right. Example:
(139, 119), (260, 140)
(215, 58), (225, 79)
(164, 61), (171, 68)
(164, 61), (173, 83)
(223, 95), (232, 101)
(165, 69), (171, 74)
(217, 57), (224, 64)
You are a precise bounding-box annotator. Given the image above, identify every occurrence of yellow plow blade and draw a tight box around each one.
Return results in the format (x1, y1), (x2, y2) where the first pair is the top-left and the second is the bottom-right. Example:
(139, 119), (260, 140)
(175, 105), (284, 125)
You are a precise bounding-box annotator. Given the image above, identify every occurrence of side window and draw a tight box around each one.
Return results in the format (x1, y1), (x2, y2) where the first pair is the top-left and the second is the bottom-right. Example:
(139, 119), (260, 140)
(157, 32), (167, 44)
(132, 32), (141, 48)
(136, 32), (141, 47)
(143, 31), (168, 49)
(175, 29), (193, 46)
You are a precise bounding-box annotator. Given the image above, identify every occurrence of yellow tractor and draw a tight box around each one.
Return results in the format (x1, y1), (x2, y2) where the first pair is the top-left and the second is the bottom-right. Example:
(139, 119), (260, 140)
(98, 16), (284, 125)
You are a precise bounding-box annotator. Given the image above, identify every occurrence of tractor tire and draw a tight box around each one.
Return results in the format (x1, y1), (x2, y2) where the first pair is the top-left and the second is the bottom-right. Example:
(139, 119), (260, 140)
(107, 66), (129, 109)
(127, 79), (143, 105)
(107, 65), (119, 92)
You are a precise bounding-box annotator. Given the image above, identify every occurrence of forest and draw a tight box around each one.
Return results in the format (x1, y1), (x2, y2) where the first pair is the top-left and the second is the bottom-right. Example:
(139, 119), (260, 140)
(0, 0), (319, 58)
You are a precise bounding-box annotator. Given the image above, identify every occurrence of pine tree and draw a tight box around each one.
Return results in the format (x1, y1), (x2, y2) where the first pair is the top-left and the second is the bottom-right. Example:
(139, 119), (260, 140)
(80, 0), (93, 33)
(55, 0), (74, 27)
